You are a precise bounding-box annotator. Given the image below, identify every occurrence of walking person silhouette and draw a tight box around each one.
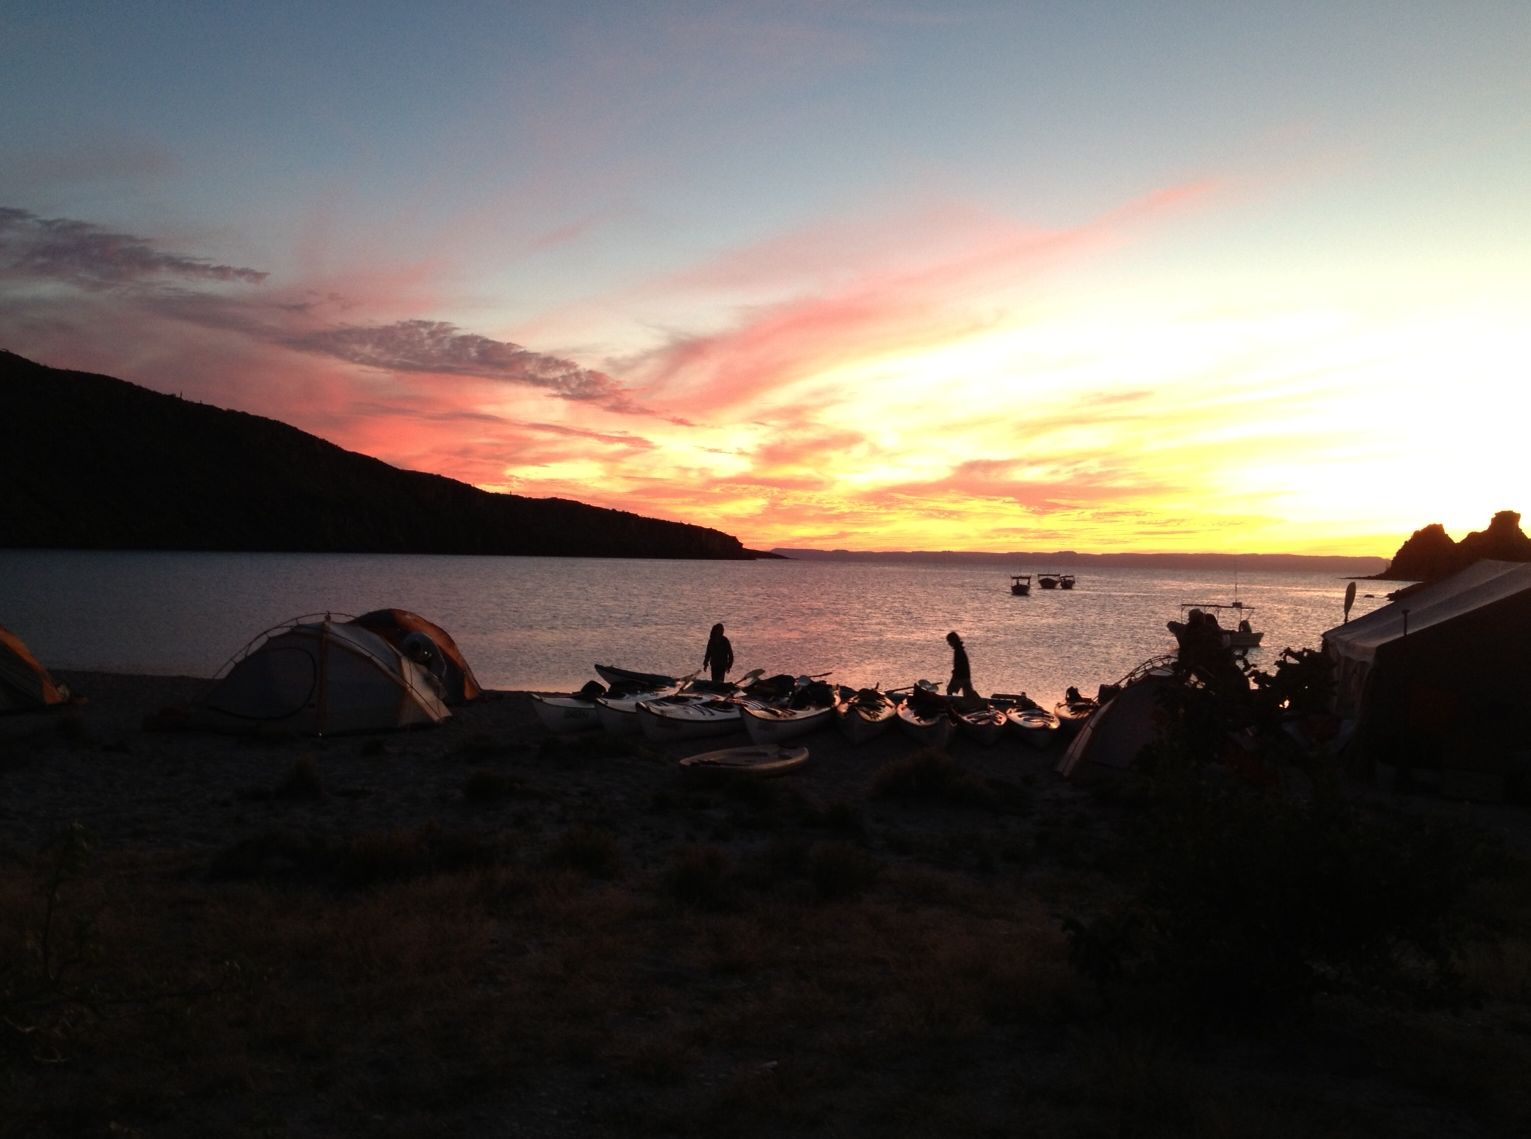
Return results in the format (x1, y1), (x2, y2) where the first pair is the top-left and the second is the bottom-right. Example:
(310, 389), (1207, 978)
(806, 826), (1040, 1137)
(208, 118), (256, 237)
(945, 631), (977, 698)
(702, 622), (734, 684)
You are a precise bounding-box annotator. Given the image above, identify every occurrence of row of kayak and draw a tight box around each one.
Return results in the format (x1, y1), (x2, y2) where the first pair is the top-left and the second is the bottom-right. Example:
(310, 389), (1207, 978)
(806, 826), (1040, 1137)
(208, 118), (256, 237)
(530, 664), (1099, 750)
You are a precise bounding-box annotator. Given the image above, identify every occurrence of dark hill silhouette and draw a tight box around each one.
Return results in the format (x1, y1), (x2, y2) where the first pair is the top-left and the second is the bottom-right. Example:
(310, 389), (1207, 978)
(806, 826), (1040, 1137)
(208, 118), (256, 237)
(0, 350), (761, 559)
(1376, 510), (1531, 581)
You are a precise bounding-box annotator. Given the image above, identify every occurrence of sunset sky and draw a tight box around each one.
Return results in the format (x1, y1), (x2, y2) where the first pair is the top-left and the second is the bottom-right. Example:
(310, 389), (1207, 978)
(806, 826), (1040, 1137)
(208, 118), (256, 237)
(3, 2), (1526, 556)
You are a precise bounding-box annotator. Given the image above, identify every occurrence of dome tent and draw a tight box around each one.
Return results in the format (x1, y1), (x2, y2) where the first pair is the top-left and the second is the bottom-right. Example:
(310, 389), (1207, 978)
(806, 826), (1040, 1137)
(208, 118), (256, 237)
(0, 624), (70, 713)
(192, 616), (450, 735)
(348, 609), (482, 705)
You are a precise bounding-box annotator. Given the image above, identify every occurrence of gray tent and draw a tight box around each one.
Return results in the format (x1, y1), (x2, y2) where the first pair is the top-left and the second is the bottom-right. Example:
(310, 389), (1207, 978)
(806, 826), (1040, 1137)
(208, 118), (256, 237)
(1322, 559), (1531, 797)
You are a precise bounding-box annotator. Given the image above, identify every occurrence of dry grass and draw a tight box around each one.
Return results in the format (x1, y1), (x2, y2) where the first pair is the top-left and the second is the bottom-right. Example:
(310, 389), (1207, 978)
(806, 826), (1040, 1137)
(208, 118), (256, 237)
(7, 814), (1526, 1139)
(7, 676), (1531, 1138)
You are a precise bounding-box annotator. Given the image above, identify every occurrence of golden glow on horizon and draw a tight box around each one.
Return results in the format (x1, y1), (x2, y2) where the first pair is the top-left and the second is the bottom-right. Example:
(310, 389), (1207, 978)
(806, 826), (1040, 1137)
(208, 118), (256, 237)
(459, 293), (1523, 558)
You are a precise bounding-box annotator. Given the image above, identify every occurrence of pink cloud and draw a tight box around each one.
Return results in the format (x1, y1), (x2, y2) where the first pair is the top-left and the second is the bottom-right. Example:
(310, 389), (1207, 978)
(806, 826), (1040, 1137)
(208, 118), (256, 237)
(628, 180), (1225, 419)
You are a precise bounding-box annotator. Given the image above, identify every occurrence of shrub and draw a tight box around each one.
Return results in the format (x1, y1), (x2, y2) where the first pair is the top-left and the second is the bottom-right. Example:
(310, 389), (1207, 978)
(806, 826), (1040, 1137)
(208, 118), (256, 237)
(1063, 777), (1504, 1028)
(871, 749), (1024, 812)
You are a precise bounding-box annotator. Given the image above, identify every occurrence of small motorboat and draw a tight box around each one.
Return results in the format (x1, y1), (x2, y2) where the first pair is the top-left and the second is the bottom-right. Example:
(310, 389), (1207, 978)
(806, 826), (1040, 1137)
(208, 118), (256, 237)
(679, 743), (809, 777)
(1010, 573), (1032, 596)
(834, 686), (897, 744)
(1059, 573), (1076, 590)
(1168, 601), (1263, 652)
(1038, 573), (1061, 590)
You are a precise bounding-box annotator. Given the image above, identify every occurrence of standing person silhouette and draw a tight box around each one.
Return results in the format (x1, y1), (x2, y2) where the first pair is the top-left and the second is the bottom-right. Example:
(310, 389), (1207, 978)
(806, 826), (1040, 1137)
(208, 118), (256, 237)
(702, 622), (734, 684)
(945, 631), (977, 698)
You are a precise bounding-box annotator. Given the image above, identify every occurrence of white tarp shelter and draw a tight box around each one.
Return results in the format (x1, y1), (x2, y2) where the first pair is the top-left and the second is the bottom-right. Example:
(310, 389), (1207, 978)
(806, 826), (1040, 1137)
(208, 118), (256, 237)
(1321, 559), (1531, 793)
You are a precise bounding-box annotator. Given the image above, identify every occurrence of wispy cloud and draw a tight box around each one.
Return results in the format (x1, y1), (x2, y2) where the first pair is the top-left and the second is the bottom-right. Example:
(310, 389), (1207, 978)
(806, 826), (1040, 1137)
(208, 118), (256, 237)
(626, 182), (1224, 417)
(0, 207), (657, 423)
(0, 207), (267, 288)
(287, 319), (647, 412)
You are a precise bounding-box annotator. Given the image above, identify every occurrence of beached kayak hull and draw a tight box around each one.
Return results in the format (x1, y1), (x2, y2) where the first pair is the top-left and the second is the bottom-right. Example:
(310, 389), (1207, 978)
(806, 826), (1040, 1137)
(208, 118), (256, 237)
(530, 693), (601, 732)
(896, 702), (953, 747)
(679, 743), (809, 776)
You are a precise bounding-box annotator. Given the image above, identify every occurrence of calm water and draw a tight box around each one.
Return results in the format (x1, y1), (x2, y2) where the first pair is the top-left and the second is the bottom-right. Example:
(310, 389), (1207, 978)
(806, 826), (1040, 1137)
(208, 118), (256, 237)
(0, 551), (1388, 704)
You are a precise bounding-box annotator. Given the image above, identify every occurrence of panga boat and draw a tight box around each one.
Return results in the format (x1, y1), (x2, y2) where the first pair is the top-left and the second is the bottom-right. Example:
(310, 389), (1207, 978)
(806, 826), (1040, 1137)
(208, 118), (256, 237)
(834, 687), (898, 744)
(1010, 574), (1032, 596)
(1167, 600), (1263, 651)
(679, 743), (808, 777)
(1059, 573), (1076, 590)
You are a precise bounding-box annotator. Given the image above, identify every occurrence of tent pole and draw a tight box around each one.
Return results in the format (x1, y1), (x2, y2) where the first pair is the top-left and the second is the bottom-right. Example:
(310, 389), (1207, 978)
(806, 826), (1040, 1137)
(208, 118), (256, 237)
(317, 619), (330, 736)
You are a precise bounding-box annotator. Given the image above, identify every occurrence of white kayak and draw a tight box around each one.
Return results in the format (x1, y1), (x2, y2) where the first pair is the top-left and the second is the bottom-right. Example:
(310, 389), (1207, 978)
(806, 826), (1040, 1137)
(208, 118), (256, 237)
(530, 693), (602, 733)
(637, 695), (747, 742)
(835, 688), (897, 745)
(593, 683), (688, 736)
(896, 699), (953, 747)
(1007, 705), (1061, 749)
(679, 743), (809, 776)
(954, 701), (1008, 746)
(741, 697), (838, 745)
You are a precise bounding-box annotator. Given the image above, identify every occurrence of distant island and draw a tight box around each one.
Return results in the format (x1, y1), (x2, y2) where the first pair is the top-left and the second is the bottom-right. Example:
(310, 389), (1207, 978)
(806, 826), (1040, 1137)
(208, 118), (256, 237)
(1372, 510), (1531, 581)
(0, 350), (766, 559)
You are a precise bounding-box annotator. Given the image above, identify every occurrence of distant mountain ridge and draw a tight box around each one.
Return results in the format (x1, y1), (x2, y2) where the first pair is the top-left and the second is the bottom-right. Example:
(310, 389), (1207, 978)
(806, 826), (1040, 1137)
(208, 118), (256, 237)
(0, 350), (762, 559)
(772, 548), (1389, 575)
